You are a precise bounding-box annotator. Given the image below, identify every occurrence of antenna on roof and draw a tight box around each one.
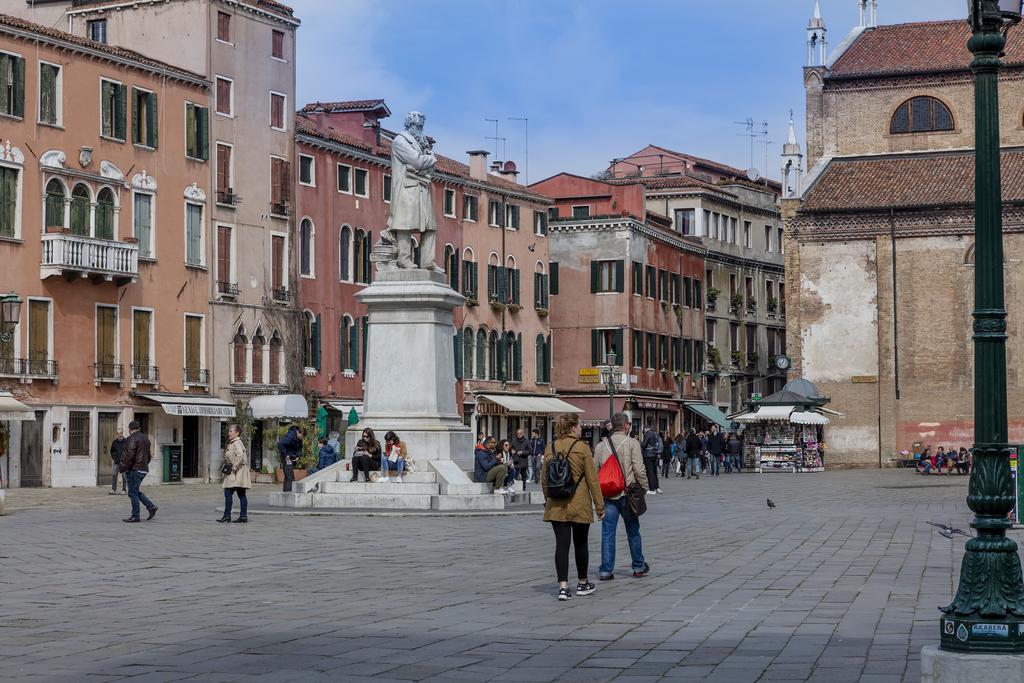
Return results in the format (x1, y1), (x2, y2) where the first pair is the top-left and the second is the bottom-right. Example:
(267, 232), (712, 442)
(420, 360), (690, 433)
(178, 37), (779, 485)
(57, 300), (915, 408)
(484, 118), (504, 163)
(735, 117), (769, 176)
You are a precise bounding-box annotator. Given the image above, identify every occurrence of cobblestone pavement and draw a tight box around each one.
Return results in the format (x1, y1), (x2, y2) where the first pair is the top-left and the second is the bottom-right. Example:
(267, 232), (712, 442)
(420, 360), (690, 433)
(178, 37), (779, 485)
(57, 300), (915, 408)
(0, 469), (998, 682)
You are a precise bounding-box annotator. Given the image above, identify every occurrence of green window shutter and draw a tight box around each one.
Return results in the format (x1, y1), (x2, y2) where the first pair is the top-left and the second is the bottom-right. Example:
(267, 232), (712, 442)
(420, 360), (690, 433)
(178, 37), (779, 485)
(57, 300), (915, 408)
(115, 84), (127, 140)
(591, 330), (601, 366)
(513, 334), (522, 381)
(512, 269), (520, 304)
(534, 272), (541, 308)
(550, 262), (559, 295)
(198, 106), (209, 160)
(350, 321), (359, 372)
(536, 335), (544, 383)
(497, 334), (507, 381)
(545, 334), (552, 383)
(497, 266), (508, 303)
(694, 281), (702, 309)
(454, 330), (464, 380)
(311, 314), (321, 370)
(0, 55), (9, 114)
(0, 167), (15, 236)
(615, 260), (625, 293)
(590, 261), (600, 293)
(614, 329), (624, 366)
(148, 92), (158, 148)
(451, 251), (460, 291)
(132, 89), (140, 144)
(39, 63), (55, 124)
(543, 274), (550, 309)
(487, 264), (495, 299)
(12, 56), (25, 118)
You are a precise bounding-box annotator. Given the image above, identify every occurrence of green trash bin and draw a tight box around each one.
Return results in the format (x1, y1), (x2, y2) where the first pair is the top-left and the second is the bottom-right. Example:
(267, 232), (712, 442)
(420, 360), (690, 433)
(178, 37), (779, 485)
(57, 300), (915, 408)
(163, 445), (182, 483)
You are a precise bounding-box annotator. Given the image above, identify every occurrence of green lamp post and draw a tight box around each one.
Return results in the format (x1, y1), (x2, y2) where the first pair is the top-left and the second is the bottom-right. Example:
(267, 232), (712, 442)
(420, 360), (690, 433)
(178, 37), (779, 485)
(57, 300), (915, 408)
(940, 0), (1024, 653)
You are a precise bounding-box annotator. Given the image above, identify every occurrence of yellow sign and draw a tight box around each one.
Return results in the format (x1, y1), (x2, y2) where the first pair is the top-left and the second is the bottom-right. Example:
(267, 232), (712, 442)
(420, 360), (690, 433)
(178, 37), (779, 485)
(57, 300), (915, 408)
(579, 368), (600, 384)
(852, 375), (878, 384)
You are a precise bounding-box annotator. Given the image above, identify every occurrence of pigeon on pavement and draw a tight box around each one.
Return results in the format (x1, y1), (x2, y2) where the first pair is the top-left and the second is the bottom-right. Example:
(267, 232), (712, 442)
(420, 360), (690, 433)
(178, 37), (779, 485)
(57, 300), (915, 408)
(767, 498), (776, 509)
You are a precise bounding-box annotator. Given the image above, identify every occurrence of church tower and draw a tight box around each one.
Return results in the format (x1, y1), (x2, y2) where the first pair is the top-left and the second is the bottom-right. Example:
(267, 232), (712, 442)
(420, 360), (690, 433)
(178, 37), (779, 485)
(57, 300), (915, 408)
(858, 0), (879, 28)
(807, 0), (827, 66)
(781, 114), (804, 199)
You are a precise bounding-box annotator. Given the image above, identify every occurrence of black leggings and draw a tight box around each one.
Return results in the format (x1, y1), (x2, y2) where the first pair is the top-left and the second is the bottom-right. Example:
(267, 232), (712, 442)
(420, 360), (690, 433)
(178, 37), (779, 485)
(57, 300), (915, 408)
(551, 521), (590, 583)
(350, 455), (380, 480)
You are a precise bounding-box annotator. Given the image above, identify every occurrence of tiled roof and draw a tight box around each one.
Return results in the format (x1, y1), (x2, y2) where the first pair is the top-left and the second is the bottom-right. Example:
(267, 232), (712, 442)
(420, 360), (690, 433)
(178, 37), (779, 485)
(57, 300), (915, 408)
(800, 149), (1024, 212)
(644, 144), (751, 179)
(607, 174), (736, 196)
(300, 99), (388, 114)
(295, 114), (551, 204)
(0, 13), (206, 82)
(71, 0), (296, 20)
(830, 20), (1024, 78)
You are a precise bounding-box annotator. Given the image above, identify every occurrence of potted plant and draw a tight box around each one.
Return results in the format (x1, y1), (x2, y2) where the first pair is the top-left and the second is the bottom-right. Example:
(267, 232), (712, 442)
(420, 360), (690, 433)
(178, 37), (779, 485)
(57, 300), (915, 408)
(767, 296), (778, 313)
(746, 297), (757, 313)
(465, 297), (479, 307)
(489, 298), (506, 313)
(731, 350), (743, 366)
(707, 287), (720, 308)
(729, 292), (744, 312)
(507, 303), (522, 313)
(747, 352), (759, 366)
(708, 345), (722, 367)
(535, 307), (549, 317)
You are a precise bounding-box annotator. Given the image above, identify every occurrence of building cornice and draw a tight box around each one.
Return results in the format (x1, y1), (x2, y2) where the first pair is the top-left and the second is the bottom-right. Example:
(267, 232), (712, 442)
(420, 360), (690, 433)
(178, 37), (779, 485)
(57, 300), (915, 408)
(790, 205), (1024, 241)
(549, 217), (707, 257)
(66, 0), (302, 27)
(644, 188), (781, 220)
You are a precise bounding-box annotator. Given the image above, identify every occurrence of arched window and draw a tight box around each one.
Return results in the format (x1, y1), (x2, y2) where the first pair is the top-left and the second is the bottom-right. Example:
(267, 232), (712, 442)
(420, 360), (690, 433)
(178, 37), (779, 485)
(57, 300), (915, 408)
(339, 226), (351, 281)
(44, 179), (66, 229)
(444, 244), (458, 289)
(505, 256), (520, 306)
(300, 218), (314, 276)
(301, 310), (320, 370)
(536, 334), (548, 384)
(251, 329), (265, 384)
(488, 330), (500, 380)
(463, 326), (474, 379)
(340, 315), (354, 372)
(70, 183), (90, 236)
(95, 187), (116, 240)
(504, 331), (521, 382)
(476, 328), (487, 379)
(462, 248), (477, 298)
(354, 229), (371, 284)
(269, 332), (282, 384)
(232, 328), (248, 384)
(890, 96), (954, 134)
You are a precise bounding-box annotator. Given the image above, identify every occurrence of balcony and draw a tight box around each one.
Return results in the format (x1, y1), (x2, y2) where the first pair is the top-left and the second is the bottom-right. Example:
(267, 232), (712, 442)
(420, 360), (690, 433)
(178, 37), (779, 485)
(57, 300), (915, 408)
(41, 232), (139, 285)
(217, 281), (240, 298)
(270, 201), (290, 217)
(93, 362), (123, 385)
(272, 286), (289, 303)
(0, 357), (59, 383)
(216, 190), (241, 207)
(131, 364), (159, 385)
(184, 368), (209, 386)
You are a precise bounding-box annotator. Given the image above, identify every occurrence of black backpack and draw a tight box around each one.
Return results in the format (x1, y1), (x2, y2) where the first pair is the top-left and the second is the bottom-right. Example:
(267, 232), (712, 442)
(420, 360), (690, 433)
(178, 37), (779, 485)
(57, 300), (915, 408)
(544, 439), (584, 499)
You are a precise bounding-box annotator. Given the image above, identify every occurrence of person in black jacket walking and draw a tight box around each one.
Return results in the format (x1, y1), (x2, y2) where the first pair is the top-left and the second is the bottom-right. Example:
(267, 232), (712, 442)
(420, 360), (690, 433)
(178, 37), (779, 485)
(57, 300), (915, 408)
(278, 424), (305, 492)
(120, 421), (157, 523)
(707, 425), (724, 476)
(684, 428), (702, 479)
(726, 432), (743, 473)
(640, 424), (662, 494)
(109, 427), (127, 495)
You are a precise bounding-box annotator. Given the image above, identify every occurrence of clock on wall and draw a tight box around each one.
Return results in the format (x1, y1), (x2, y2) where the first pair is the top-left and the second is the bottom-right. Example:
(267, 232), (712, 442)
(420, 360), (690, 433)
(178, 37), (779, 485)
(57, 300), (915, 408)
(774, 355), (792, 371)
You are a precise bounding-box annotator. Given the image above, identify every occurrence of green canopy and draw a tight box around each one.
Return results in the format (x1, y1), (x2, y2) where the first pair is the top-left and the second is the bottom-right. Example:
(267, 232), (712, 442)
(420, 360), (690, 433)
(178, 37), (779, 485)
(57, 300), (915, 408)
(347, 407), (360, 426)
(684, 402), (732, 430)
(315, 405), (328, 438)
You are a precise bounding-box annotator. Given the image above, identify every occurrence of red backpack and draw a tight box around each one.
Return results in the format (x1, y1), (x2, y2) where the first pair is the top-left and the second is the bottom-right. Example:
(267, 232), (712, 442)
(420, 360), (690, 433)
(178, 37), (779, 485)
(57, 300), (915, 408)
(598, 437), (626, 498)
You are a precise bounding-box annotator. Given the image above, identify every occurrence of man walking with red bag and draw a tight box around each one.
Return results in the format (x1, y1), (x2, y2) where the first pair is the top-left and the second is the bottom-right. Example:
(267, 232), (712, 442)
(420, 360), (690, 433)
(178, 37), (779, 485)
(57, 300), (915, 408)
(593, 412), (650, 580)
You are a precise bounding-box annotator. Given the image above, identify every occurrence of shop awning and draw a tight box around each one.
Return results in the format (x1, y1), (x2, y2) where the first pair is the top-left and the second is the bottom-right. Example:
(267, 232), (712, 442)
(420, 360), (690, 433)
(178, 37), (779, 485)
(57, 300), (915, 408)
(684, 402), (732, 429)
(479, 395), (583, 414)
(0, 392), (34, 421)
(791, 411), (830, 425)
(324, 401), (362, 425)
(138, 393), (236, 418)
(743, 405), (797, 422)
(249, 394), (309, 419)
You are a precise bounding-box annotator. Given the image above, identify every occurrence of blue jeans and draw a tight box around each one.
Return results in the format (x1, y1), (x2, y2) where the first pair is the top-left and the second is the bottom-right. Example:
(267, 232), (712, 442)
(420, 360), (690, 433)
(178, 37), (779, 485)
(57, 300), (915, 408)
(686, 456), (701, 477)
(599, 497), (645, 577)
(730, 454), (742, 472)
(224, 487), (248, 517)
(709, 455), (721, 476)
(126, 470), (155, 519)
(381, 457), (405, 475)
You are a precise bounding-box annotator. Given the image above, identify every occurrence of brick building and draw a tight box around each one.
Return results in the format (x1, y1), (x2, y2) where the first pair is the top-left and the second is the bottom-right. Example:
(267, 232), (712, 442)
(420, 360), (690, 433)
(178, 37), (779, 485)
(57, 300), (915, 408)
(784, 7), (1024, 466)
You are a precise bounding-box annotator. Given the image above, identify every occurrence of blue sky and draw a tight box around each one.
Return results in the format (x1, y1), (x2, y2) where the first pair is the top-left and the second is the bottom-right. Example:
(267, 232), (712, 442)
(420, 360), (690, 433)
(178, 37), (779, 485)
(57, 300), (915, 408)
(290, 0), (967, 182)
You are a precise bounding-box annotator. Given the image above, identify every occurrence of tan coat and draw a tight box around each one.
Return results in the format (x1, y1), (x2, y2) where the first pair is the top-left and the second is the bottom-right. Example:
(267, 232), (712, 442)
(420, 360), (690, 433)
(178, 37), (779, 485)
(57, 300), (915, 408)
(593, 431), (648, 500)
(222, 437), (252, 489)
(542, 437), (604, 523)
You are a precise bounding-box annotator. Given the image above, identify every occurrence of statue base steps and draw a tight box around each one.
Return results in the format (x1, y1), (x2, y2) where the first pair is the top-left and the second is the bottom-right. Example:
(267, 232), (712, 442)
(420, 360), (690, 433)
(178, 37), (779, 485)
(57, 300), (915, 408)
(921, 645), (1024, 682)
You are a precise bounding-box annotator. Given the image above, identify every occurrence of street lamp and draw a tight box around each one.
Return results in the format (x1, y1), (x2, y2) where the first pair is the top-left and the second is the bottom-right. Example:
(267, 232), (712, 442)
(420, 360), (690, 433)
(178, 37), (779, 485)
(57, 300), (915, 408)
(939, 0), (1024, 653)
(599, 352), (620, 423)
(0, 295), (21, 344)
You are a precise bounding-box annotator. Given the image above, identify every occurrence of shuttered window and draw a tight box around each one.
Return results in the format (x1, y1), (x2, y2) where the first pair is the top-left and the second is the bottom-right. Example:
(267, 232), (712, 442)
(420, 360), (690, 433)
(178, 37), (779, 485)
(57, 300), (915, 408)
(232, 331), (247, 383)
(461, 261), (478, 299)
(100, 79), (127, 141)
(270, 93), (285, 129)
(549, 262), (559, 295)
(251, 333), (264, 384)
(28, 300), (48, 374)
(217, 225), (232, 284)
(217, 11), (231, 42)
(70, 184), (90, 236)
(39, 62), (59, 125)
(45, 178), (64, 229)
(132, 88), (158, 148)
(95, 188), (115, 240)
(272, 30), (285, 59)
(271, 235), (284, 290)
(0, 52), (25, 118)
(185, 315), (202, 378)
(96, 306), (117, 370)
(0, 166), (17, 236)
(132, 310), (152, 369)
(185, 102), (210, 160)
(216, 143), (231, 195)
(215, 78), (232, 115)
(269, 334), (282, 384)
(133, 193), (152, 258)
(591, 260), (624, 293)
(185, 203), (203, 265)
(271, 157), (291, 209)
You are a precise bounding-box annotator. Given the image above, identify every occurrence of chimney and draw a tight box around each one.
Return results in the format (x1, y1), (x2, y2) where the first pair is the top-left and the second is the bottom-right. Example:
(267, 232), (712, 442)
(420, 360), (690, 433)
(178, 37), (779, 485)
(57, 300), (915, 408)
(497, 160), (520, 184)
(490, 161), (503, 173)
(467, 150), (489, 181)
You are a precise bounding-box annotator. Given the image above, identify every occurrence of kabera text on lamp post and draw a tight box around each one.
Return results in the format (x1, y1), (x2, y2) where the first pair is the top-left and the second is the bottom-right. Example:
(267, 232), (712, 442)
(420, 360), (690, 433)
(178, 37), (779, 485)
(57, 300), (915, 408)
(939, 0), (1024, 653)
(0, 295), (22, 344)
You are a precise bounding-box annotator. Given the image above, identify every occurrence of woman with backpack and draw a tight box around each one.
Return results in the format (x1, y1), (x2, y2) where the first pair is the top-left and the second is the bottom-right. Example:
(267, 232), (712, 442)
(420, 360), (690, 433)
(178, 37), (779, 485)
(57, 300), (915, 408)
(541, 413), (605, 602)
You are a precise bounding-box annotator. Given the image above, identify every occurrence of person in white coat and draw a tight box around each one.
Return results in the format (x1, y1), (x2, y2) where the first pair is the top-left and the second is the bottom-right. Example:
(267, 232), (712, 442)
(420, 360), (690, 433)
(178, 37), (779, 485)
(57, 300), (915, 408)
(219, 424), (252, 524)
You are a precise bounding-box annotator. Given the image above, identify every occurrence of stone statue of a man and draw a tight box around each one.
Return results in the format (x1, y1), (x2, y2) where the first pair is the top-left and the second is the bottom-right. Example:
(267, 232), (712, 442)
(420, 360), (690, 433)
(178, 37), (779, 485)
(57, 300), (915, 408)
(386, 111), (440, 271)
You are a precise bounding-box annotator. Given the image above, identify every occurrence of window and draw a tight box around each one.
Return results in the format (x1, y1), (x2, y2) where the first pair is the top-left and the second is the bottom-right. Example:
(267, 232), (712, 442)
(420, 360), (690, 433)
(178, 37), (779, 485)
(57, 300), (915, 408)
(272, 30), (285, 59)
(592, 328), (623, 366)
(550, 262), (559, 295)
(270, 157), (291, 212)
(87, 19), (107, 43)
(300, 219), (314, 276)
(0, 165), (17, 237)
(100, 79), (127, 140)
(132, 309), (153, 380)
(631, 261), (643, 296)
(683, 277), (692, 307)
(95, 188), (115, 240)
(337, 164), (352, 193)
(548, 206), (559, 221)
(185, 315), (203, 383)
(778, 227), (785, 255)
(631, 330), (643, 367)
(743, 221), (751, 248)
(341, 316), (358, 373)
(69, 412), (90, 457)
(443, 188), (455, 217)
(38, 62), (60, 125)
(251, 330), (264, 384)
(353, 229), (371, 284)
(674, 208), (694, 235)
(132, 88), (158, 148)
(215, 77), (233, 116)
(270, 92), (286, 130)
(534, 268), (549, 310)
(27, 299), (50, 375)
(216, 225), (233, 290)
(354, 168), (368, 197)
(45, 178), (65, 229)
(269, 333), (282, 383)
(504, 261), (520, 305)
(383, 173), (392, 202)
(534, 210), (547, 236)
(765, 225), (773, 252)
(339, 226), (351, 282)
(645, 333), (656, 370)
(729, 217), (737, 244)
(536, 334), (550, 384)
(505, 204), (520, 229)
(444, 245), (459, 290)
(461, 252), (478, 299)
(133, 192), (153, 258)
(185, 103), (210, 160)
(70, 184), (90, 236)
(301, 311), (320, 371)
(702, 210), (711, 237)
(489, 200), (503, 227)
(271, 234), (285, 293)
(463, 194), (478, 221)
(185, 202), (203, 266)
(96, 305), (117, 377)
(463, 327), (474, 380)
(232, 329), (247, 383)
(730, 323), (739, 355)
(217, 11), (231, 42)
(890, 96), (954, 134)
(299, 154), (315, 186)
(672, 273), (682, 306)
(216, 143), (232, 201)
(658, 269), (668, 302)
(572, 205), (590, 219)
(645, 265), (656, 298)
(475, 329), (487, 379)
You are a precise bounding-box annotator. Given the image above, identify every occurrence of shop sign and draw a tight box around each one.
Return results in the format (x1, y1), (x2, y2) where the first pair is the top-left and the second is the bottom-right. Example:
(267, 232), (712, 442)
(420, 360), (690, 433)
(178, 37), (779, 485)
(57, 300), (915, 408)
(476, 402), (507, 416)
(751, 393), (762, 402)
(635, 401), (677, 411)
(163, 403), (236, 417)
(851, 375), (878, 383)
(578, 368), (600, 384)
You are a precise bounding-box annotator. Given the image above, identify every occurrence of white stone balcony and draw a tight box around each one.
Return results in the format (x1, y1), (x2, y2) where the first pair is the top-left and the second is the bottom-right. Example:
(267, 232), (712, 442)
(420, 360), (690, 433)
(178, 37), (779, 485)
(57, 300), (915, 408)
(40, 233), (139, 285)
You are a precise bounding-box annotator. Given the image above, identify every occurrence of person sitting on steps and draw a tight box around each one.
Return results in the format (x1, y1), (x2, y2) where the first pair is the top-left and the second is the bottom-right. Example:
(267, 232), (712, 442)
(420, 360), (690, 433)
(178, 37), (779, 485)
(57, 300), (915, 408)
(379, 431), (408, 483)
(474, 436), (511, 494)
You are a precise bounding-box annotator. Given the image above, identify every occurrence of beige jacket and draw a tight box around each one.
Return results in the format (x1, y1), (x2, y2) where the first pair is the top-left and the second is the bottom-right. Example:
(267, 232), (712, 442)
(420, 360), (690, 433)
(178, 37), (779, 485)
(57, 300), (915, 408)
(222, 437), (252, 489)
(542, 437), (604, 523)
(593, 431), (648, 499)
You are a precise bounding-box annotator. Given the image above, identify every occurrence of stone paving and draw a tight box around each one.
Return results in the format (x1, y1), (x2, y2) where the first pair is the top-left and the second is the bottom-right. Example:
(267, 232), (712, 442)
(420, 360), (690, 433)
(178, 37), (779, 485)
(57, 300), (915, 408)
(0, 469), (999, 682)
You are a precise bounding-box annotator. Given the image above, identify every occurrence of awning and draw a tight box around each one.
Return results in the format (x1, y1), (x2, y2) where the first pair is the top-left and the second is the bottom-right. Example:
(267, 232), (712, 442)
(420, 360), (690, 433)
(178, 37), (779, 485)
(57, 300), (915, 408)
(750, 405), (797, 421)
(249, 394), (309, 419)
(684, 402), (732, 429)
(479, 394), (583, 414)
(791, 411), (830, 425)
(0, 392), (34, 421)
(138, 393), (236, 417)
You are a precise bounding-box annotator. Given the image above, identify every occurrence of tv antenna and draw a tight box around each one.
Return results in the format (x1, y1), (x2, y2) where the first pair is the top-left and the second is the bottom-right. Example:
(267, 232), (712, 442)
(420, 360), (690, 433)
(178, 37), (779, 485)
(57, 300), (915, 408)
(735, 117), (769, 170)
(508, 116), (528, 184)
(484, 118), (506, 162)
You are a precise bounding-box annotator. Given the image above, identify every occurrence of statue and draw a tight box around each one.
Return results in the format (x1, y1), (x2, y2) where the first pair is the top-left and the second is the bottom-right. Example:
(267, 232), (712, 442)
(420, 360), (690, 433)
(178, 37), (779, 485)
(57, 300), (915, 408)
(372, 111), (442, 272)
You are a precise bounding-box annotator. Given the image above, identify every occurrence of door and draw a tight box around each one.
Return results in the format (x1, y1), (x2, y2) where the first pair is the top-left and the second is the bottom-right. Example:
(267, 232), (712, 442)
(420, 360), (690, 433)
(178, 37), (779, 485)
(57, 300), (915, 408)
(250, 421), (264, 471)
(182, 416), (199, 479)
(19, 411), (44, 487)
(96, 413), (119, 485)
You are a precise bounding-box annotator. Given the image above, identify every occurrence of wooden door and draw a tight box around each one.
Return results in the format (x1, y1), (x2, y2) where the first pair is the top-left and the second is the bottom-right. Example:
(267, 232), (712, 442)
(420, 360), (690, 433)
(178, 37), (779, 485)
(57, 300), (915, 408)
(19, 411), (43, 487)
(96, 413), (119, 485)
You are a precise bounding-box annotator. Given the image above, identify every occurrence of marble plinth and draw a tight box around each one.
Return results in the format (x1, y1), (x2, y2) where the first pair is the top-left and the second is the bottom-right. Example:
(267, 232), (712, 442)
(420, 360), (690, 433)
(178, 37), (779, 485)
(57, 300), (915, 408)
(921, 644), (1024, 682)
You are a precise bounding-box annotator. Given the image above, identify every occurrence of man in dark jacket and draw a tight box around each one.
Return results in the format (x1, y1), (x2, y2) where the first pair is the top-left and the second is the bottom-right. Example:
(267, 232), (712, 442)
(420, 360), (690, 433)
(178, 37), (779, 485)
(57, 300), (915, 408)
(121, 420), (157, 522)
(278, 424), (304, 492)
(684, 428), (702, 479)
(474, 436), (509, 493)
(640, 424), (662, 494)
(528, 428), (546, 483)
(707, 425), (724, 476)
(509, 427), (531, 487)
(726, 432), (743, 473)
(109, 427), (127, 495)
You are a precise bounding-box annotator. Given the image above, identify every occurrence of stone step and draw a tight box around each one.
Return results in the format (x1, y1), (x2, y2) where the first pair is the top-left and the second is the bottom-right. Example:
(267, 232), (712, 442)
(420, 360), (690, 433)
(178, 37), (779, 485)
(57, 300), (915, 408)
(321, 481), (439, 495)
(336, 470), (438, 484)
(311, 492), (435, 510)
(507, 491), (545, 506)
(431, 494), (506, 511)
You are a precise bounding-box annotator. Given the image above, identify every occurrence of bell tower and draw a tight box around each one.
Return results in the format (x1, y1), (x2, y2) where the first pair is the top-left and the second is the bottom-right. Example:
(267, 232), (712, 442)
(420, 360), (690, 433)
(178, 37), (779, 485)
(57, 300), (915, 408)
(807, 0), (827, 66)
(858, 0), (879, 28)
(781, 112), (804, 199)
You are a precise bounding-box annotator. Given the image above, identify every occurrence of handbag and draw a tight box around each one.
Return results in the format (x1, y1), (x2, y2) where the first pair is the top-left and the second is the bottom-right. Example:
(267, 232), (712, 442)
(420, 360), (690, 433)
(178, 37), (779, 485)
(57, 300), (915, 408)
(598, 437), (626, 498)
(624, 482), (647, 518)
(221, 460), (234, 475)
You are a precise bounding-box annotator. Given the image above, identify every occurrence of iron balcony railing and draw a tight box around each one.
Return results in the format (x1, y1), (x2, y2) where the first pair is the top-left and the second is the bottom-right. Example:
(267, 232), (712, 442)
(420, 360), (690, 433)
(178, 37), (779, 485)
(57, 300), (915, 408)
(184, 368), (209, 385)
(217, 281), (240, 297)
(0, 357), (59, 378)
(131, 364), (159, 384)
(93, 362), (123, 382)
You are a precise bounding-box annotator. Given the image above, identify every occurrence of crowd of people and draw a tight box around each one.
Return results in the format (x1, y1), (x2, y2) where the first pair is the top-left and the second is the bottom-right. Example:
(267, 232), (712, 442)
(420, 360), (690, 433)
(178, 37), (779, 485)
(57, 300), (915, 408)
(916, 446), (972, 475)
(473, 428), (547, 493)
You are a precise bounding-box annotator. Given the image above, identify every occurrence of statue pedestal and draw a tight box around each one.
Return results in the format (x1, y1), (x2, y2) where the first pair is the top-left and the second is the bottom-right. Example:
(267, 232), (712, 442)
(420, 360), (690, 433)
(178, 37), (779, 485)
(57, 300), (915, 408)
(921, 645), (1024, 682)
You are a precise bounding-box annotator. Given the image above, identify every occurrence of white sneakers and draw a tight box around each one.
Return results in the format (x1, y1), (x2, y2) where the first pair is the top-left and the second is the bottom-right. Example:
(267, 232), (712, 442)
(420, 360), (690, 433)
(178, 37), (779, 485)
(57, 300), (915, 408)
(395, 476), (403, 484)
(646, 490), (656, 495)
(495, 486), (512, 494)
(379, 476), (391, 483)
